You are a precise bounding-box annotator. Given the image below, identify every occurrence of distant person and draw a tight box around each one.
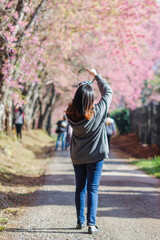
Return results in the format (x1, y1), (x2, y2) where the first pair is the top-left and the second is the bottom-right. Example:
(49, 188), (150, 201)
(15, 106), (24, 141)
(65, 123), (73, 150)
(55, 115), (67, 151)
(66, 68), (113, 234)
(105, 113), (116, 149)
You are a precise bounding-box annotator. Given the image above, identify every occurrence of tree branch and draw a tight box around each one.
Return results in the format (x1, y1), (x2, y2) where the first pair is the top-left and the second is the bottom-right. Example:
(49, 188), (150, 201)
(16, 0), (46, 45)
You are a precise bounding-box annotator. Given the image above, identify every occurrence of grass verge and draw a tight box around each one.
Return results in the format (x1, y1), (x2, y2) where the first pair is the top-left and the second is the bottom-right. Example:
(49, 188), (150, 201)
(132, 156), (160, 178)
(0, 129), (55, 231)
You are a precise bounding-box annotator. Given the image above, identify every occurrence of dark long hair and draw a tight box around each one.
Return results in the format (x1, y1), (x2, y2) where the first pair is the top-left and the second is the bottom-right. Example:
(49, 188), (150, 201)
(66, 84), (95, 121)
(18, 107), (23, 114)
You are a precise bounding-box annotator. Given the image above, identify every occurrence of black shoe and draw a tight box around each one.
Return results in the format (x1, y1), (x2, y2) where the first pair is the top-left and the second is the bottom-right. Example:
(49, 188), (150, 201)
(88, 226), (100, 234)
(76, 223), (85, 229)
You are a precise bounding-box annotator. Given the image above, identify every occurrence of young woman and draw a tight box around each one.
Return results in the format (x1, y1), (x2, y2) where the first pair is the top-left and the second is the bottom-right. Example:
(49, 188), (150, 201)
(66, 68), (113, 234)
(15, 106), (24, 141)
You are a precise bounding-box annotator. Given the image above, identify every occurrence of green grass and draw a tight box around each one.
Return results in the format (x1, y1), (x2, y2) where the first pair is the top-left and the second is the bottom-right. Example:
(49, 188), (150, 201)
(0, 216), (8, 224)
(0, 226), (6, 231)
(132, 156), (160, 178)
(5, 208), (18, 215)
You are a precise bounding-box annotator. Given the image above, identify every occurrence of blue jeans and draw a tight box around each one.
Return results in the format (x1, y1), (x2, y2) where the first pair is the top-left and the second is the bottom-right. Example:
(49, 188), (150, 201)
(73, 160), (103, 226)
(55, 132), (67, 150)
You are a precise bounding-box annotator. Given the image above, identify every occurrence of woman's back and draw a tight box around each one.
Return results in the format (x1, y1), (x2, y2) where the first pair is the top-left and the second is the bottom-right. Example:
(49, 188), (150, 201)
(67, 74), (113, 165)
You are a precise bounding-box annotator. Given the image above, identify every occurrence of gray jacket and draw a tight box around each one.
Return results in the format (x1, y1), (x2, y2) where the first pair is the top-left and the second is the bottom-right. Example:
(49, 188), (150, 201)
(67, 74), (113, 165)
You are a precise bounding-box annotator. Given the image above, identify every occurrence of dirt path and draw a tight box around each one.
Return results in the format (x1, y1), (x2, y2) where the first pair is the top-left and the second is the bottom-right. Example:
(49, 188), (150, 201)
(1, 146), (160, 240)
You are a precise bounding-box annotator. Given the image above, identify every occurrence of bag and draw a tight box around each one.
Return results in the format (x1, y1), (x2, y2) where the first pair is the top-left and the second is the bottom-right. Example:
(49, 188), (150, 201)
(55, 127), (61, 134)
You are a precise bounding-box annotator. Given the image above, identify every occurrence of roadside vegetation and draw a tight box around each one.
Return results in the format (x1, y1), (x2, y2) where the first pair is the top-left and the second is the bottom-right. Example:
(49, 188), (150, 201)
(111, 133), (160, 178)
(0, 130), (55, 231)
(132, 156), (160, 178)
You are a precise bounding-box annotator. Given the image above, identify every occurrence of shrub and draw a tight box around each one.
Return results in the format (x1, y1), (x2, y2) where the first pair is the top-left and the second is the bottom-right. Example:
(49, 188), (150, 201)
(110, 108), (130, 135)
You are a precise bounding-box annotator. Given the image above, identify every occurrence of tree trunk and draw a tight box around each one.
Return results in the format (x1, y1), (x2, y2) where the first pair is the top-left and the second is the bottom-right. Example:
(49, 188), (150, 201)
(0, 81), (12, 134)
(37, 83), (56, 130)
(22, 82), (56, 134)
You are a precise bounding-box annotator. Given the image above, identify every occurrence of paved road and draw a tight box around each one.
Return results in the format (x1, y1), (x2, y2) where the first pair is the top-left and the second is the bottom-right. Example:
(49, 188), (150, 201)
(1, 145), (160, 240)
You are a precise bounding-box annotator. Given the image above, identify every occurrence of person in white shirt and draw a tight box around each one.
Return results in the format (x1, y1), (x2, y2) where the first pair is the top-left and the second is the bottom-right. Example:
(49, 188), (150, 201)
(15, 106), (24, 140)
(105, 113), (116, 149)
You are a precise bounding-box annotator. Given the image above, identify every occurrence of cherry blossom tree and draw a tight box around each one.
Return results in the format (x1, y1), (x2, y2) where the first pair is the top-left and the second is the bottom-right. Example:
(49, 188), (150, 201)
(0, 0), (160, 132)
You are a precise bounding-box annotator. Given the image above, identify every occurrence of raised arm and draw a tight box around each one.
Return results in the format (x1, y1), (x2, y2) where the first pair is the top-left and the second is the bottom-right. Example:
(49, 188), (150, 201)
(87, 69), (113, 114)
(95, 74), (113, 112)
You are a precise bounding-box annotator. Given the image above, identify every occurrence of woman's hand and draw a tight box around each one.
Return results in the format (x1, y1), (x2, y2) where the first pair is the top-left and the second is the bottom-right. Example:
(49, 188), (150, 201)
(87, 68), (97, 77)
